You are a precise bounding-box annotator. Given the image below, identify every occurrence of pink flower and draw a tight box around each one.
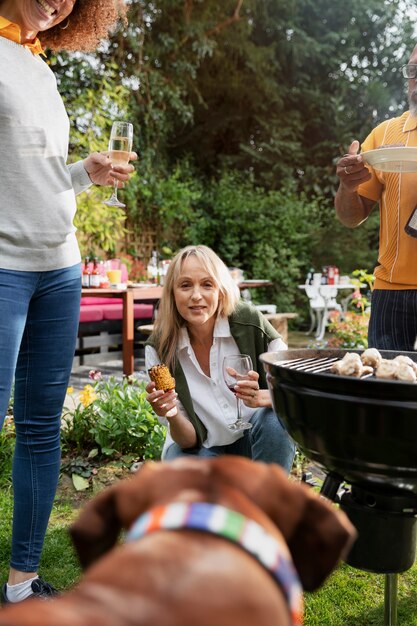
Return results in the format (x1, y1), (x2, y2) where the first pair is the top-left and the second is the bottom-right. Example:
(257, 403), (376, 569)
(88, 369), (102, 381)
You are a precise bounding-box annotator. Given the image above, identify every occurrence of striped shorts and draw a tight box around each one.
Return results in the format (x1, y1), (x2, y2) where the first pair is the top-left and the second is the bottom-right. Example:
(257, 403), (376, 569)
(368, 289), (417, 351)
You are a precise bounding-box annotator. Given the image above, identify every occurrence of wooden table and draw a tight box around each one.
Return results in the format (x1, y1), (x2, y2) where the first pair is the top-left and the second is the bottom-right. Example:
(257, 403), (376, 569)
(81, 286), (163, 376)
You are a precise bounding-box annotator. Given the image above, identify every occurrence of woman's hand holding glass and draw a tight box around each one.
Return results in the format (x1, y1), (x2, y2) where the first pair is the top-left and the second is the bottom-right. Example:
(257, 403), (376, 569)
(234, 369), (262, 408)
(223, 354), (256, 431)
(103, 121), (135, 207)
(83, 150), (137, 186)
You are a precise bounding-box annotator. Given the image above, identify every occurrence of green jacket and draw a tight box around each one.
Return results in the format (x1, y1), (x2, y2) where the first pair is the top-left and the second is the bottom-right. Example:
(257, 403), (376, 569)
(146, 301), (281, 448)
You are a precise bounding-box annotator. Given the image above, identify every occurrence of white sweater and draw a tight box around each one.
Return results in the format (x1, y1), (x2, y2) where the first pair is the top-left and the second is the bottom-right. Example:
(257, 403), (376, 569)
(0, 36), (92, 271)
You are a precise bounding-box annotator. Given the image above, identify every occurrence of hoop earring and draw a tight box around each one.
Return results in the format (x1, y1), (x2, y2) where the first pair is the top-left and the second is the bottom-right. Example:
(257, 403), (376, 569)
(60, 17), (70, 30)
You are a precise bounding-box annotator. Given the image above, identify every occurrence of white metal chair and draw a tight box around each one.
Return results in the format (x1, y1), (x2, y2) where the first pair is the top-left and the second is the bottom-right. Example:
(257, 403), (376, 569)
(304, 285), (342, 339)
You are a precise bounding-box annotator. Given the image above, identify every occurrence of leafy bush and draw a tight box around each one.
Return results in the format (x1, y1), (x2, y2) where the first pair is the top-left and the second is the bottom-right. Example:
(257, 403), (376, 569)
(62, 375), (165, 461)
(327, 312), (369, 349)
(183, 172), (323, 312)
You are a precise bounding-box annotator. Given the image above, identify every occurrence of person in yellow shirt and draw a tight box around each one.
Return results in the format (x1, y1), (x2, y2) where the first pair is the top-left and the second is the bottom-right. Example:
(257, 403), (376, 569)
(0, 0), (136, 604)
(334, 44), (417, 351)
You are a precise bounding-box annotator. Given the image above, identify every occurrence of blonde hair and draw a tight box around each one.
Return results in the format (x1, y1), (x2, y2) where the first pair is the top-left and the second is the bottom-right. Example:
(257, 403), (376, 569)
(39, 0), (127, 52)
(152, 245), (240, 370)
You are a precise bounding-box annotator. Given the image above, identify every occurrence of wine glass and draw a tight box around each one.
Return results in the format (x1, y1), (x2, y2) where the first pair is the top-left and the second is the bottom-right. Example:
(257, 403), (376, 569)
(223, 354), (253, 431)
(103, 121), (134, 208)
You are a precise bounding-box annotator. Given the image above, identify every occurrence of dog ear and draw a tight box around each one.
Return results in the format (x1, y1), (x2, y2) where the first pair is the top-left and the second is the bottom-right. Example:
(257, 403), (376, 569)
(69, 462), (156, 570)
(285, 487), (357, 591)
(69, 484), (123, 570)
(235, 461), (356, 591)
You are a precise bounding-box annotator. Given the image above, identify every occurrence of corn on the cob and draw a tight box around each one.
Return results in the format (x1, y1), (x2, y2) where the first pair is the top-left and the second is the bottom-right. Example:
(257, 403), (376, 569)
(148, 364), (175, 391)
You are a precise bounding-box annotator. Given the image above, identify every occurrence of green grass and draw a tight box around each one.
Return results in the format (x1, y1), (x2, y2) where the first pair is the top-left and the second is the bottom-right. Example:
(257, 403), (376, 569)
(1, 485), (417, 624)
(305, 564), (417, 625)
(0, 488), (81, 589)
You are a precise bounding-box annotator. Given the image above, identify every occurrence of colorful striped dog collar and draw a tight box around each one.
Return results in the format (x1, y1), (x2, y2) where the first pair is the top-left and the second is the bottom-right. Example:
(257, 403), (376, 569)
(126, 502), (303, 625)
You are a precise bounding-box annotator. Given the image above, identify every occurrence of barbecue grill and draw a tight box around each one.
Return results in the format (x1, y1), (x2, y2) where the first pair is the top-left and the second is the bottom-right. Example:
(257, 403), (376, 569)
(261, 348), (417, 626)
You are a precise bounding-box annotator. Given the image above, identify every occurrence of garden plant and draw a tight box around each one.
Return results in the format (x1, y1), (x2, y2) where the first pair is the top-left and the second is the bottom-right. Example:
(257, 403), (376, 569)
(61, 371), (166, 490)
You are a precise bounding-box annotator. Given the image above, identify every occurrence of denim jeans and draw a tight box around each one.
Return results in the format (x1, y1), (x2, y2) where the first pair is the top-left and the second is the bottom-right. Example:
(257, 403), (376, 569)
(164, 407), (296, 473)
(0, 265), (81, 572)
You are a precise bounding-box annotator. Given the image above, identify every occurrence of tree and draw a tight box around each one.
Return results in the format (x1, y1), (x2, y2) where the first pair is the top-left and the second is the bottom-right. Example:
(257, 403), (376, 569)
(49, 0), (417, 294)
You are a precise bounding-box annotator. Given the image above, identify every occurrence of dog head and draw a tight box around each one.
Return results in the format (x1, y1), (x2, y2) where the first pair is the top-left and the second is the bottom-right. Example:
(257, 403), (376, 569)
(70, 456), (356, 591)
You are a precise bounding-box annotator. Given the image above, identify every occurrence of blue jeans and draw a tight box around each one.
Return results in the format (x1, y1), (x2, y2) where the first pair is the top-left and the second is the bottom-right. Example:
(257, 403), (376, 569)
(164, 408), (296, 473)
(0, 265), (81, 572)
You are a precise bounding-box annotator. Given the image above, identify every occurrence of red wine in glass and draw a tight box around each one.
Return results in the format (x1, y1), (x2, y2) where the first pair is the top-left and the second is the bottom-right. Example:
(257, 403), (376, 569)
(223, 354), (253, 430)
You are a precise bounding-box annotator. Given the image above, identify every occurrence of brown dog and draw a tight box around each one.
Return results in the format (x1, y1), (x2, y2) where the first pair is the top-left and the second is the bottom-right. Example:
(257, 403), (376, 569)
(0, 457), (356, 626)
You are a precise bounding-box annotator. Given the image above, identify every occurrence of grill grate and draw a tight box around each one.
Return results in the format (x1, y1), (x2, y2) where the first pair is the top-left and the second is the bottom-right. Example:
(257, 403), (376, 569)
(276, 355), (374, 378)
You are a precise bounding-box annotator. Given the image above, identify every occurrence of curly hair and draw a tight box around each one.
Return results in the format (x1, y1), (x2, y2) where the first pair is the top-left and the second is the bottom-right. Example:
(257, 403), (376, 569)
(40, 0), (128, 52)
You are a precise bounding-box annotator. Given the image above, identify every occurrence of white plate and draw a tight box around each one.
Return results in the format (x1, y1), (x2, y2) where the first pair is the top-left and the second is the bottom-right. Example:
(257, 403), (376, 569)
(128, 282), (155, 288)
(362, 147), (417, 172)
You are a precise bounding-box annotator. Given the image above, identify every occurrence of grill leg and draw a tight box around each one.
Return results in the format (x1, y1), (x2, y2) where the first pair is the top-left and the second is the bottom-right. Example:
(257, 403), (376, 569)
(384, 573), (398, 626)
(319, 472), (343, 502)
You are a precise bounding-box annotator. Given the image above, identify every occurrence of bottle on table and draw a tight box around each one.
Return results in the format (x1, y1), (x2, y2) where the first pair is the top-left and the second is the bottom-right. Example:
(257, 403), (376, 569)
(90, 257), (101, 288)
(160, 259), (171, 286)
(82, 257), (91, 288)
(147, 250), (160, 284)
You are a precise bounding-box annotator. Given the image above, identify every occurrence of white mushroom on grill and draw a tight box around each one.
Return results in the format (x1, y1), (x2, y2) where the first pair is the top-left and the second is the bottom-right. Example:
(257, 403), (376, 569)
(361, 348), (382, 368)
(393, 355), (417, 374)
(375, 359), (400, 380)
(330, 351), (417, 382)
(331, 352), (364, 377)
(396, 363), (417, 382)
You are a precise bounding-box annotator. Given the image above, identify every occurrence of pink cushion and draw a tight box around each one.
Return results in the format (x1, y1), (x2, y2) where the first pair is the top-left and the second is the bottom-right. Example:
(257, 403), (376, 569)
(101, 303), (154, 321)
(81, 297), (123, 305)
(79, 306), (104, 323)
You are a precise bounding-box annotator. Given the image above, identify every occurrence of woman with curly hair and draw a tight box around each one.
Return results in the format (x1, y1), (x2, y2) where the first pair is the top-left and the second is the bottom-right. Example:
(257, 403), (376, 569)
(0, 0), (133, 603)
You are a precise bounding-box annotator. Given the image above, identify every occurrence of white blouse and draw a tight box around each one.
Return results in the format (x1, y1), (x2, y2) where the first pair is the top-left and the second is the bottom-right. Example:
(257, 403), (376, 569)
(145, 316), (287, 456)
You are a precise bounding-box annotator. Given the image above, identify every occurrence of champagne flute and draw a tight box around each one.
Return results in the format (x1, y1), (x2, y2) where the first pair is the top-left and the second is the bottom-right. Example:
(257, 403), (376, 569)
(223, 354), (253, 431)
(103, 121), (133, 208)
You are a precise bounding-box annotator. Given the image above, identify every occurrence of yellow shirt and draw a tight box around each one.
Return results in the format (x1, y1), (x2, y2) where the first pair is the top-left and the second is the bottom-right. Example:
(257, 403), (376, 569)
(0, 16), (45, 56)
(357, 111), (417, 290)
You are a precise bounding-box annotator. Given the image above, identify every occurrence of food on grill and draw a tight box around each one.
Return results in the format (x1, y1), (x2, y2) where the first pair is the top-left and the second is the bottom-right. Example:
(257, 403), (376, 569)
(329, 350), (417, 383)
(331, 352), (372, 377)
(375, 359), (400, 380)
(393, 354), (417, 374)
(361, 348), (382, 368)
(396, 363), (417, 382)
(148, 364), (175, 391)
(372, 358), (417, 382)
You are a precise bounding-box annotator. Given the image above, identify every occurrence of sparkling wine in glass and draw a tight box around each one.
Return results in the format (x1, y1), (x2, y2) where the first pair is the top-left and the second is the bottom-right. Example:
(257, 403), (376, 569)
(223, 354), (253, 431)
(103, 121), (133, 208)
